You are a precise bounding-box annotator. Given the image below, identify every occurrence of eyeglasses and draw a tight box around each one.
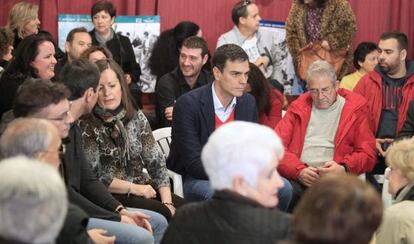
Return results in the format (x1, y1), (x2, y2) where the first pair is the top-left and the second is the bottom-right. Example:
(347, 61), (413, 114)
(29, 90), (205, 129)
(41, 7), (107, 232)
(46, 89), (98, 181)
(47, 102), (72, 122)
(308, 86), (333, 96)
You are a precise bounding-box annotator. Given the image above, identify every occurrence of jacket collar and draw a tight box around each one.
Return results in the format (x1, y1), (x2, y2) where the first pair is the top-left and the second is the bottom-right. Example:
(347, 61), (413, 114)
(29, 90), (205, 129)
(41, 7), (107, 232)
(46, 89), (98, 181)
(172, 67), (209, 88)
(213, 190), (266, 208)
(199, 83), (249, 135)
(231, 26), (263, 45)
(288, 88), (367, 144)
(370, 61), (414, 86)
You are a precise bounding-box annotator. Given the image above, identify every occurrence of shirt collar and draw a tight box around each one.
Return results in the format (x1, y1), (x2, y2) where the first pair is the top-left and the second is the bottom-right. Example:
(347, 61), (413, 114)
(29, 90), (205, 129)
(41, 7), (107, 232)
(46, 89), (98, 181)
(212, 82), (237, 112)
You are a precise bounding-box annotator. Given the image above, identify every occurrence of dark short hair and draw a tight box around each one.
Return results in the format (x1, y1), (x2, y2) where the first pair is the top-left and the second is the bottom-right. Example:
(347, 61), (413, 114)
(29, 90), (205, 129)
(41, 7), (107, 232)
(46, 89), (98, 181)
(59, 58), (100, 100)
(380, 31), (408, 51)
(95, 59), (136, 122)
(81, 45), (113, 60)
(0, 27), (14, 58)
(353, 42), (379, 69)
(293, 174), (383, 244)
(232, 0), (254, 26)
(181, 36), (209, 57)
(299, 0), (326, 7)
(212, 44), (249, 71)
(13, 79), (71, 117)
(91, 0), (116, 18)
(66, 27), (90, 43)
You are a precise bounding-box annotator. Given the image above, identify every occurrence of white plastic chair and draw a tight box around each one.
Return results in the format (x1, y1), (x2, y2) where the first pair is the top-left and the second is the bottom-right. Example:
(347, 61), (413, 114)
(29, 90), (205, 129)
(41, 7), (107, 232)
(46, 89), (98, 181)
(152, 127), (184, 198)
(382, 167), (392, 208)
(359, 168), (392, 208)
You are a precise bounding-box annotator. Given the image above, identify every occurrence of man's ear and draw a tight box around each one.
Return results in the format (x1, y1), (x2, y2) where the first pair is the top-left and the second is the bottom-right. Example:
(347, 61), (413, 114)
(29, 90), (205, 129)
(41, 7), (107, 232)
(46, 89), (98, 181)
(334, 80), (340, 91)
(239, 16), (246, 27)
(64, 42), (70, 53)
(84, 88), (95, 103)
(202, 54), (208, 66)
(212, 66), (222, 81)
(400, 49), (407, 62)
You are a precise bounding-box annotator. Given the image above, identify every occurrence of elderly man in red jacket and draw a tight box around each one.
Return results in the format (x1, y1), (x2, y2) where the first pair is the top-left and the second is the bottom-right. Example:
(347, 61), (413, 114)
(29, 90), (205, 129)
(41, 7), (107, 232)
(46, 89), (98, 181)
(354, 31), (414, 182)
(276, 60), (376, 211)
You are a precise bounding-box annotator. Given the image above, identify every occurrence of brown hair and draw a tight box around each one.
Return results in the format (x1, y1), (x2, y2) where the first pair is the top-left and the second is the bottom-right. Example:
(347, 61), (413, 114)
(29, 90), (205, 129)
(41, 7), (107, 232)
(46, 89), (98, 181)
(0, 27), (14, 58)
(380, 31), (408, 52)
(81, 45), (113, 60)
(94, 59), (136, 122)
(182, 36), (209, 57)
(91, 0), (116, 18)
(13, 79), (71, 118)
(293, 174), (382, 244)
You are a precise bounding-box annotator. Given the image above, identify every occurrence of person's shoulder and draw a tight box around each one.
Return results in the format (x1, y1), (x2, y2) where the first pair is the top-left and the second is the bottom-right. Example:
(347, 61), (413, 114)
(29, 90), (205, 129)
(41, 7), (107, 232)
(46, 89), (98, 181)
(387, 201), (414, 215)
(157, 70), (179, 86)
(117, 33), (131, 42)
(179, 83), (211, 102)
(217, 27), (238, 45)
(172, 201), (209, 222)
(77, 113), (101, 131)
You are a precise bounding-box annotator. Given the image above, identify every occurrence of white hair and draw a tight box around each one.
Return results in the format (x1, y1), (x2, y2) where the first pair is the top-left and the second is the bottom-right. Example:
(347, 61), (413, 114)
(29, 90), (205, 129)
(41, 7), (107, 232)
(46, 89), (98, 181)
(0, 156), (67, 243)
(201, 121), (284, 190)
(0, 118), (55, 158)
(306, 60), (337, 85)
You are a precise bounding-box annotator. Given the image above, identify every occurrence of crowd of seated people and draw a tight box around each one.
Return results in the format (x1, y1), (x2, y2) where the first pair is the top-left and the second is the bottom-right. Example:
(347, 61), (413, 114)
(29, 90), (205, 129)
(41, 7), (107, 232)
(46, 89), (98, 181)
(0, 0), (414, 243)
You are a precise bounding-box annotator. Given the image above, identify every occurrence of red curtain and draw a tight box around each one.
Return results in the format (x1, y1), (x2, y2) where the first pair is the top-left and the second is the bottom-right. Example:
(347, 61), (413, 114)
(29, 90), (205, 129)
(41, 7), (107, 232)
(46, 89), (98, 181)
(0, 0), (413, 58)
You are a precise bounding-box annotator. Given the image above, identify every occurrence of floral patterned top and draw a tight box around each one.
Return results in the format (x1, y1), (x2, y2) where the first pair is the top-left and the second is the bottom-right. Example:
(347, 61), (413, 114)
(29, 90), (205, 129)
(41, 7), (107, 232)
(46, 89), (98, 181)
(78, 109), (170, 189)
(306, 6), (324, 42)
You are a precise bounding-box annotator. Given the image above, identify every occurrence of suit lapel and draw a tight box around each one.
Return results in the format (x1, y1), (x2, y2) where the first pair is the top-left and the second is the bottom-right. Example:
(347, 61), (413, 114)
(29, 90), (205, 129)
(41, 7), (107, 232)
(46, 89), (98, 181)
(200, 84), (215, 135)
(235, 96), (243, 120)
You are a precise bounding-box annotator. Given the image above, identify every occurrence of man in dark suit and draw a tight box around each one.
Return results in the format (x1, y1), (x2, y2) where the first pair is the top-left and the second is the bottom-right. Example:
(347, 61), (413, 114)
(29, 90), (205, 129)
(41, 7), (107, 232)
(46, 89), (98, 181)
(167, 44), (257, 201)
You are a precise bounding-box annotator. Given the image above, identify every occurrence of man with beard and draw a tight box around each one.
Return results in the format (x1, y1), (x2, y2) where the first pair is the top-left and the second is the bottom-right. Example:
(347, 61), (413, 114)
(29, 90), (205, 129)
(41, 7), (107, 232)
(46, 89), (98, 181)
(354, 31), (414, 183)
(156, 36), (213, 127)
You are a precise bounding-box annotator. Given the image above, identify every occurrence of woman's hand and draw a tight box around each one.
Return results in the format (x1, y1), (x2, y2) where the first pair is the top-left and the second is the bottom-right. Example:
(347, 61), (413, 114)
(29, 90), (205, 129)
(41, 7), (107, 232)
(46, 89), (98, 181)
(132, 184), (157, 198)
(120, 209), (153, 233)
(165, 203), (176, 216)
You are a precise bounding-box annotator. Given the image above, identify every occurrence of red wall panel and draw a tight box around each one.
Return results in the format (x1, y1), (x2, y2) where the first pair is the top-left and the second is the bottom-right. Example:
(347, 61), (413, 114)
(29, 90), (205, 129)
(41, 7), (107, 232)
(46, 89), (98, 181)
(0, 0), (413, 58)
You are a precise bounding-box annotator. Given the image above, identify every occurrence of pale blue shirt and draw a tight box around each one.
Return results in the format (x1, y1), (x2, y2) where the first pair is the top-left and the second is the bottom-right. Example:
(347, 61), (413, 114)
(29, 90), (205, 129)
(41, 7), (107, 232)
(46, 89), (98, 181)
(212, 82), (237, 122)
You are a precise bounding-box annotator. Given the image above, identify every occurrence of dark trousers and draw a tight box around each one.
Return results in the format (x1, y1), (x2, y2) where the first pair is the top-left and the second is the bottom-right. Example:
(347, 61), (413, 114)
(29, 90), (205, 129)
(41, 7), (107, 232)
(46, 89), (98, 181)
(113, 191), (186, 221)
(287, 180), (307, 213)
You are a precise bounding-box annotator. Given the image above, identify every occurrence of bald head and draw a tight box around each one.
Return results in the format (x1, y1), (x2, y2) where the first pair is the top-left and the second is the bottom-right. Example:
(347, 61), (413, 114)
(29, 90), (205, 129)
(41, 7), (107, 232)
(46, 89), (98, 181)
(0, 118), (62, 169)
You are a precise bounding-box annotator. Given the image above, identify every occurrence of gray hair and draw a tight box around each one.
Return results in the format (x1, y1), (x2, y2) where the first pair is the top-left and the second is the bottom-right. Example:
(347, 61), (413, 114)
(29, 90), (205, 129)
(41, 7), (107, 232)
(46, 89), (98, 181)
(306, 60), (337, 84)
(0, 118), (55, 158)
(0, 156), (67, 243)
(201, 121), (284, 190)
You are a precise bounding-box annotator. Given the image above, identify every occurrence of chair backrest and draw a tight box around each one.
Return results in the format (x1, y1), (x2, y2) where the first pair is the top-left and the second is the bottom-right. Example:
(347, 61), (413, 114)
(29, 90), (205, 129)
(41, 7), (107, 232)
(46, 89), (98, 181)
(152, 127), (172, 158)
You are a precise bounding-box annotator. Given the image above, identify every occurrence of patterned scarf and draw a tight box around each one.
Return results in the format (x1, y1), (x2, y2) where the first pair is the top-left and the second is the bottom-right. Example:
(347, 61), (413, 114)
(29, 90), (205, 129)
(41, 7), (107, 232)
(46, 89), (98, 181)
(94, 105), (132, 174)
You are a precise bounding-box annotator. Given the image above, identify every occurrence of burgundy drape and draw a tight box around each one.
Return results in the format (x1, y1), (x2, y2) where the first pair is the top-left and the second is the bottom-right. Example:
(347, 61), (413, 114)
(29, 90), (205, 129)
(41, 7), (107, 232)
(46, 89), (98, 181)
(0, 0), (413, 58)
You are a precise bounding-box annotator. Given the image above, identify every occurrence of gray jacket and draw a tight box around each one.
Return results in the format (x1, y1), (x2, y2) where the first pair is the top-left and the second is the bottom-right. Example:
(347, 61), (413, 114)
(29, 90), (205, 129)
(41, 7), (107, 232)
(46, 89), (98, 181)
(216, 26), (276, 78)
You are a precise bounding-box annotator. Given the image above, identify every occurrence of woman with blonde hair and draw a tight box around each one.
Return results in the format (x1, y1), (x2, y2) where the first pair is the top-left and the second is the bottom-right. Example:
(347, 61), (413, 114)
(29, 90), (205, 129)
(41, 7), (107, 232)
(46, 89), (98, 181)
(377, 138), (414, 243)
(7, 1), (40, 49)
